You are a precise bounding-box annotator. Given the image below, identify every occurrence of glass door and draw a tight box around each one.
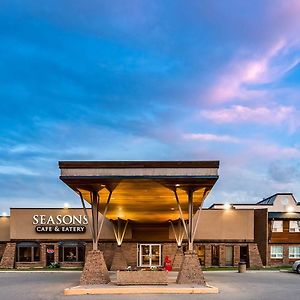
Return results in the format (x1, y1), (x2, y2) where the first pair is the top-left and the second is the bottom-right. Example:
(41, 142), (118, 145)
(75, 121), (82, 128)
(139, 244), (161, 267)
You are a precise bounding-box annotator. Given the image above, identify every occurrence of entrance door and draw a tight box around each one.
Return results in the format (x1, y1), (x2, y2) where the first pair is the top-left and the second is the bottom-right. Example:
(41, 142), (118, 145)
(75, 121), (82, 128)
(225, 246), (233, 266)
(46, 245), (55, 266)
(139, 244), (161, 267)
(211, 245), (220, 266)
(240, 246), (248, 265)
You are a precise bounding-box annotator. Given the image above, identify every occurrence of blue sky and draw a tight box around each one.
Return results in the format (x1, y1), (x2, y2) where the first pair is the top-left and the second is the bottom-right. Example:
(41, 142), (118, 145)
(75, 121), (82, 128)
(1, 0), (300, 213)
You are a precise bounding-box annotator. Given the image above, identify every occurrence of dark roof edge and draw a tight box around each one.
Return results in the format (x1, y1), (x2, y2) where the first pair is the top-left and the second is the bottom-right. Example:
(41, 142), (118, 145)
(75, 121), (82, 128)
(58, 160), (220, 169)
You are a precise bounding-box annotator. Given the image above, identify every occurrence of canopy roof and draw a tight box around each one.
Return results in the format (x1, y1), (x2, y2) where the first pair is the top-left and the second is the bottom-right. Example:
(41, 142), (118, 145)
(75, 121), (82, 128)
(59, 161), (219, 223)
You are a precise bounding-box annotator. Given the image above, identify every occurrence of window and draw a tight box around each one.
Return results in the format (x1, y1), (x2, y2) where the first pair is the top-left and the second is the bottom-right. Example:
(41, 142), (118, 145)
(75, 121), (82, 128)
(17, 242), (40, 262)
(272, 220), (283, 232)
(59, 243), (85, 262)
(270, 246), (283, 259)
(289, 221), (300, 232)
(289, 246), (300, 259)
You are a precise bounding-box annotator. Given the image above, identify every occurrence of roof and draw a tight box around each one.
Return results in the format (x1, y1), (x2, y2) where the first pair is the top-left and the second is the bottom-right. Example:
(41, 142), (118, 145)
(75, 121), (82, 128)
(59, 160), (219, 223)
(256, 193), (296, 205)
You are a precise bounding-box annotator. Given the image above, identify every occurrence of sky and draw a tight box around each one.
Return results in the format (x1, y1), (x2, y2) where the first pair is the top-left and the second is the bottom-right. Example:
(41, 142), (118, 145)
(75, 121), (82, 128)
(1, 0), (300, 213)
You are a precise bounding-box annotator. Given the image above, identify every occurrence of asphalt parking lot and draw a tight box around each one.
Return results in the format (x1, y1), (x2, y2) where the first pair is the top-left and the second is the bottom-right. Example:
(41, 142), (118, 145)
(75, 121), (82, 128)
(0, 271), (300, 300)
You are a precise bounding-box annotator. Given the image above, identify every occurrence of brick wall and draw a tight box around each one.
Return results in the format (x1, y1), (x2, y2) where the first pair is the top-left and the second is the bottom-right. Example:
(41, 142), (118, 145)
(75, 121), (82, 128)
(0, 242), (16, 269)
(15, 262), (43, 269)
(233, 245), (240, 266)
(248, 243), (263, 268)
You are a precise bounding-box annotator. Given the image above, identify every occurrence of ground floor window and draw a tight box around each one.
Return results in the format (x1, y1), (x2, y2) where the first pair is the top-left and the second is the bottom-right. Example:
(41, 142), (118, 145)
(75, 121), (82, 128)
(225, 246), (234, 266)
(289, 246), (300, 259)
(59, 242), (85, 262)
(270, 246), (283, 259)
(17, 242), (40, 262)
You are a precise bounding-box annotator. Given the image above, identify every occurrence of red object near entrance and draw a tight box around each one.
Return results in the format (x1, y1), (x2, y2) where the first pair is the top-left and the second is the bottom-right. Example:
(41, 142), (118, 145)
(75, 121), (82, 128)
(164, 255), (172, 271)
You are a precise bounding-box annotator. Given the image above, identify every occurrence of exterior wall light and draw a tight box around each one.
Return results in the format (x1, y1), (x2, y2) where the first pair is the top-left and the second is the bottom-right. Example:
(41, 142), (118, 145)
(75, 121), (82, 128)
(2, 212), (7, 217)
(63, 203), (70, 209)
(223, 203), (231, 210)
(287, 206), (294, 213)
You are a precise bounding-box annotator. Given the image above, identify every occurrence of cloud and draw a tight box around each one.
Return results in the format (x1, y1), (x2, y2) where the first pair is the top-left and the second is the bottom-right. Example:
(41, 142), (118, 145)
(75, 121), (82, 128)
(183, 133), (240, 143)
(205, 38), (300, 104)
(201, 104), (298, 128)
(0, 165), (39, 176)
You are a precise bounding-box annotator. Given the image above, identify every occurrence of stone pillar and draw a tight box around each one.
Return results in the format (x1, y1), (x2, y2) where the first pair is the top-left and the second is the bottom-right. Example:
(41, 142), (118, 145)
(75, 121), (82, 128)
(54, 243), (59, 263)
(176, 250), (205, 285)
(219, 244), (226, 267)
(233, 245), (240, 266)
(204, 245), (211, 267)
(172, 247), (184, 271)
(40, 243), (47, 267)
(0, 243), (16, 269)
(248, 243), (263, 268)
(80, 250), (110, 285)
(110, 246), (127, 271)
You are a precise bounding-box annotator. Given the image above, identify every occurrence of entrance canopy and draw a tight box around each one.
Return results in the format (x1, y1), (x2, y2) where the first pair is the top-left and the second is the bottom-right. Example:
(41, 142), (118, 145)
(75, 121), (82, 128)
(59, 161), (219, 223)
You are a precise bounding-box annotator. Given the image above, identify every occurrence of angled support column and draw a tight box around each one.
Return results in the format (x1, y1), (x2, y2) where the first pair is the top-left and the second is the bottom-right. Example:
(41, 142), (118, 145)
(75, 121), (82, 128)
(112, 218), (129, 246)
(174, 187), (205, 285)
(76, 187), (114, 285)
(169, 220), (185, 247)
(110, 218), (129, 271)
(169, 220), (185, 270)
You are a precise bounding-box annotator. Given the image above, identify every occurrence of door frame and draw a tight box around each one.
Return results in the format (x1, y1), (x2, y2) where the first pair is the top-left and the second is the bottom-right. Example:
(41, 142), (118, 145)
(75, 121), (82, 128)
(138, 244), (162, 267)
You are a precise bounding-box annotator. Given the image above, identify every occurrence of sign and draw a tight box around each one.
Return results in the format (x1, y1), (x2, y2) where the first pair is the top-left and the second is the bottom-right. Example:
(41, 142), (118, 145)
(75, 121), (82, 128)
(46, 248), (55, 254)
(35, 226), (86, 233)
(32, 214), (88, 234)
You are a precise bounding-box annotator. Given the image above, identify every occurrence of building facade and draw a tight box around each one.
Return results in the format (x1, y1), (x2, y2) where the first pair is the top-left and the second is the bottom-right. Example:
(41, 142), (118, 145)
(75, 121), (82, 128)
(0, 207), (264, 269)
(1, 193), (298, 270)
(211, 193), (300, 267)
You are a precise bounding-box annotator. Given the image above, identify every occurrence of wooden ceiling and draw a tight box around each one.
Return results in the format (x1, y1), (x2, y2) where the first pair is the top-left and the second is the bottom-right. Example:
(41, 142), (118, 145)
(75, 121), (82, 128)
(64, 179), (216, 222)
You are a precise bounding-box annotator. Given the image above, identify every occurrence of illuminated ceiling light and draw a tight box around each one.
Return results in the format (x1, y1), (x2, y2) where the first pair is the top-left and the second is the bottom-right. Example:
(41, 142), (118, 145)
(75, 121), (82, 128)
(2, 212), (7, 217)
(175, 184), (180, 187)
(170, 207), (175, 211)
(287, 206), (294, 213)
(63, 203), (70, 209)
(223, 203), (231, 210)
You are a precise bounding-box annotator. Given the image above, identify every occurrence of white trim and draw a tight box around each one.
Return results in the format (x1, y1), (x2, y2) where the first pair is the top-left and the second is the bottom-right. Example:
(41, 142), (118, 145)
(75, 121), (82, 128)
(138, 244), (162, 267)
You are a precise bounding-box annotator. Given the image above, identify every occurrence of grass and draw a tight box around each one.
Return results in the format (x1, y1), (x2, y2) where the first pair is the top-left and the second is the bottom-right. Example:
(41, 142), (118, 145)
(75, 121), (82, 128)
(203, 265), (292, 271)
(0, 267), (83, 271)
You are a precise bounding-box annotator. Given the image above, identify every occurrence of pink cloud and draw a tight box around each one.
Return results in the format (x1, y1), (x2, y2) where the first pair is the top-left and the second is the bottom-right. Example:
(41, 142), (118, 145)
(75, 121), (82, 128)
(201, 104), (299, 130)
(206, 38), (300, 103)
(183, 133), (240, 143)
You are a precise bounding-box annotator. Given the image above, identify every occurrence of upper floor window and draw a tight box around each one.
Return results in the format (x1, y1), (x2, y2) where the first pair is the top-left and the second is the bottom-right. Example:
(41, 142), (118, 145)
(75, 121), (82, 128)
(289, 221), (300, 232)
(270, 246), (283, 259)
(272, 220), (283, 232)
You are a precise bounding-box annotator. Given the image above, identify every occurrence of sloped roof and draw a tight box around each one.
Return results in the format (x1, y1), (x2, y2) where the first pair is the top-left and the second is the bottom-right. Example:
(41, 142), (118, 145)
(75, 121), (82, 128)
(256, 193), (295, 205)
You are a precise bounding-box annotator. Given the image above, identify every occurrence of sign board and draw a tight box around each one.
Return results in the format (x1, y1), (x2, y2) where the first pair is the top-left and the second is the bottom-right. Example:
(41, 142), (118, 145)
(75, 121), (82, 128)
(32, 214), (88, 234)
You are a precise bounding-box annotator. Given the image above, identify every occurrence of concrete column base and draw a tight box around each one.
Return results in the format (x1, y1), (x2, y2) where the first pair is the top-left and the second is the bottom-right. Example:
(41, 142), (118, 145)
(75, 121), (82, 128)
(172, 247), (184, 271)
(176, 250), (205, 285)
(110, 246), (127, 271)
(80, 250), (110, 285)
